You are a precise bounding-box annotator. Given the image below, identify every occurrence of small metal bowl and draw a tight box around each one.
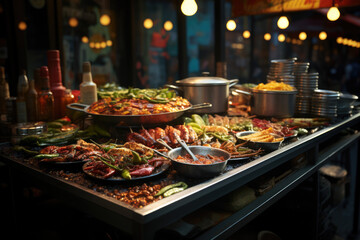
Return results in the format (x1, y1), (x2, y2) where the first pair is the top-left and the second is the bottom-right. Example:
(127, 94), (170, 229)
(235, 131), (283, 152)
(168, 146), (230, 179)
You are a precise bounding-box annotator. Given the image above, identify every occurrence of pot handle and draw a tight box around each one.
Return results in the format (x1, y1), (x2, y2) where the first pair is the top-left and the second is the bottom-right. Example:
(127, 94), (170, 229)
(164, 84), (183, 92)
(233, 89), (253, 96)
(66, 103), (90, 113)
(190, 103), (212, 110)
(228, 79), (239, 88)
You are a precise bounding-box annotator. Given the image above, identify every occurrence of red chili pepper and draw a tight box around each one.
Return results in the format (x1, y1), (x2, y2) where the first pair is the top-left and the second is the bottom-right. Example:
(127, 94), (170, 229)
(130, 166), (154, 177)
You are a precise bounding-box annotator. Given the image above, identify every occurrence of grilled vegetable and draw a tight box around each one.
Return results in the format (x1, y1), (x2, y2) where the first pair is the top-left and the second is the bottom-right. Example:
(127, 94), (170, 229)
(155, 182), (188, 197)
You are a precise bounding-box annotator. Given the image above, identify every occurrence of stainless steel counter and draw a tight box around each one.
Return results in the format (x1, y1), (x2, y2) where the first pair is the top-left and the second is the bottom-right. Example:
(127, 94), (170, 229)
(1, 113), (360, 239)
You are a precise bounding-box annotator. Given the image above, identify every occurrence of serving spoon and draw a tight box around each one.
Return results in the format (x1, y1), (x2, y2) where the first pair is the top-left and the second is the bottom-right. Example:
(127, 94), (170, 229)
(174, 134), (199, 162)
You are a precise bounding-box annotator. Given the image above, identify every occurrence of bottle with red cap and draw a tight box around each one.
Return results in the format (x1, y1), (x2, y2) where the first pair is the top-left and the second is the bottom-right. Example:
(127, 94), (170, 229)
(38, 66), (54, 121)
(47, 50), (66, 119)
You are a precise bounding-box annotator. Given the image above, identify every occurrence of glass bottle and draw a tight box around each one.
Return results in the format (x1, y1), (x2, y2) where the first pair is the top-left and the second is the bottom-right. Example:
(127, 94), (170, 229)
(64, 89), (75, 106)
(47, 50), (66, 119)
(26, 79), (38, 122)
(16, 70), (29, 123)
(33, 68), (41, 92)
(38, 66), (54, 122)
(0, 66), (10, 117)
(80, 62), (97, 105)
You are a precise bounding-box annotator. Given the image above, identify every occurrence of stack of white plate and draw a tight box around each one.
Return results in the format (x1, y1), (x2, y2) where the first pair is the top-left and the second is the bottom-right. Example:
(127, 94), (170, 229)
(295, 72), (319, 116)
(311, 89), (340, 118)
(267, 59), (295, 86)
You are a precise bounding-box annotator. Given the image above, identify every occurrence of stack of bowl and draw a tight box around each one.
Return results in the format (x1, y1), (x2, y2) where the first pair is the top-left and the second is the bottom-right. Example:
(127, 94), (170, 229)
(293, 62), (310, 75)
(267, 59), (295, 86)
(337, 93), (358, 116)
(295, 72), (319, 116)
(311, 89), (340, 118)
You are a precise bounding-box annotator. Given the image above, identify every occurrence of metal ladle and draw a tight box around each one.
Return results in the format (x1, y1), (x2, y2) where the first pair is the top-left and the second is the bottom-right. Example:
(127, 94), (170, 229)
(174, 134), (199, 162)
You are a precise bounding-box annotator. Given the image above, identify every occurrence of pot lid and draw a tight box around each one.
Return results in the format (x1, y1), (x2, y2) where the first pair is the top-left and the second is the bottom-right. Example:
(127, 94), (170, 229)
(176, 77), (236, 86)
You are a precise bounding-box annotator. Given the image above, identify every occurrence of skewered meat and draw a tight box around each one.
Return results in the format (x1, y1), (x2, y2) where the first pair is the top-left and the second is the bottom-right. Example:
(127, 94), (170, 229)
(176, 125), (190, 143)
(165, 126), (182, 145)
(127, 125), (198, 147)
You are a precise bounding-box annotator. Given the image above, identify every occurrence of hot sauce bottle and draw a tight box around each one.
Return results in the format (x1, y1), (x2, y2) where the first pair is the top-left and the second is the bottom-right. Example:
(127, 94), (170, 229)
(47, 50), (66, 119)
(38, 66), (54, 121)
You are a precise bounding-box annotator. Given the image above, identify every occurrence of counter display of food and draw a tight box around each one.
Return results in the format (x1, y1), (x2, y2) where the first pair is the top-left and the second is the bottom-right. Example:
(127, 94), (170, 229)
(1, 111), (360, 239)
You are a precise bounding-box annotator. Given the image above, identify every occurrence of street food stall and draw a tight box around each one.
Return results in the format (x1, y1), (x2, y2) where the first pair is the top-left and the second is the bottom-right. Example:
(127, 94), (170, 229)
(1, 74), (359, 239)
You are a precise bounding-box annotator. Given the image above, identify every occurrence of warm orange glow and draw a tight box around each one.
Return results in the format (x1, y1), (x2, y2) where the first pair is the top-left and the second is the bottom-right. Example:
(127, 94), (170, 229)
(69, 17), (78, 27)
(106, 40), (113, 46)
(89, 42), (95, 48)
(226, 20), (236, 31)
(299, 32), (307, 40)
(277, 16), (289, 29)
(95, 42), (101, 49)
(264, 33), (271, 41)
(336, 37), (343, 44)
(164, 21), (173, 31)
(243, 30), (251, 39)
(100, 14), (111, 26)
(100, 41), (107, 48)
(143, 18), (153, 29)
(319, 31), (327, 40)
(18, 21), (27, 31)
(81, 36), (89, 43)
(327, 7), (340, 21)
(278, 34), (285, 42)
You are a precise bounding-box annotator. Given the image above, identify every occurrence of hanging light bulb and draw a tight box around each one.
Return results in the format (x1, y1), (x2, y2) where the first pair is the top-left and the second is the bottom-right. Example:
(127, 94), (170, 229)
(336, 37), (343, 44)
(100, 14), (111, 26)
(278, 34), (286, 42)
(81, 36), (89, 43)
(264, 33), (271, 41)
(243, 30), (251, 39)
(299, 32), (307, 40)
(327, 6), (340, 21)
(164, 21), (173, 31)
(181, 0), (198, 16)
(69, 17), (78, 27)
(226, 20), (236, 31)
(277, 16), (289, 29)
(143, 18), (153, 29)
(319, 31), (327, 40)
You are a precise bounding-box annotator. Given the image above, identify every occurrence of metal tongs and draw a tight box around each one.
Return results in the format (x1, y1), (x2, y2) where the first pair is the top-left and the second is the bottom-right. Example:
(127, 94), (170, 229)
(174, 134), (199, 162)
(156, 139), (173, 150)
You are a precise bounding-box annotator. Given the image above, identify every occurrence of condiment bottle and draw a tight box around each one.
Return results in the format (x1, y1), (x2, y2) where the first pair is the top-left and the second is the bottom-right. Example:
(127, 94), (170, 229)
(80, 62), (97, 105)
(64, 89), (75, 106)
(26, 79), (38, 122)
(47, 50), (66, 119)
(16, 70), (29, 123)
(38, 66), (54, 121)
(33, 68), (41, 92)
(0, 66), (10, 118)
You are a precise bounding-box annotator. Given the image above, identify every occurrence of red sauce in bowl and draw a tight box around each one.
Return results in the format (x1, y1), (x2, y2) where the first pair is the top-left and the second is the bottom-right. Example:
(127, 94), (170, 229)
(175, 154), (225, 165)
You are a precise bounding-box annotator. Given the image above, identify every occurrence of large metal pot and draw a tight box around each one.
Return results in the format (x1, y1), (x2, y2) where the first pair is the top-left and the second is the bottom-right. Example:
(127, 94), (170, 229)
(165, 76), (238, 114)
(235, 89), (297, 118)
